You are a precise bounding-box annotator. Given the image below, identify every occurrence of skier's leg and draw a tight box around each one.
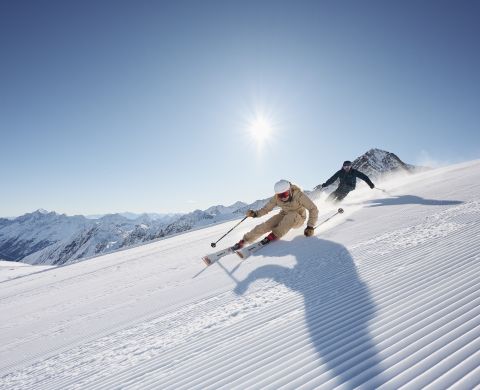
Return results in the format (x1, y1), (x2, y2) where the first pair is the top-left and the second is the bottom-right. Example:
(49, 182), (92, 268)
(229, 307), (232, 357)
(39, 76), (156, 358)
(327, 188), (341, 203)
(335, 189), (350, 202)
(271, 212), (304, 239)
(243, 214), (283, 243)
(326, 192), (336, 202)
(327, 186), (351, 203)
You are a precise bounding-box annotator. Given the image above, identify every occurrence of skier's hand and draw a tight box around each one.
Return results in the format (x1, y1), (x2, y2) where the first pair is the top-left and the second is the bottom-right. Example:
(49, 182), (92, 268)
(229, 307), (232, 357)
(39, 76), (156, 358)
(246, 209), (257, 218)
(370, 183), (375, 189)
(304, 226), (315, 237)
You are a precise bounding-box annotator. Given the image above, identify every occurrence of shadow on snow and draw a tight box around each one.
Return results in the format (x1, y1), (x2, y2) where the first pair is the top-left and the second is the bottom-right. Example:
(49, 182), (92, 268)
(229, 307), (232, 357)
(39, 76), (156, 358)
(233, 236), (382, 387)
(365, 195), (463, 208)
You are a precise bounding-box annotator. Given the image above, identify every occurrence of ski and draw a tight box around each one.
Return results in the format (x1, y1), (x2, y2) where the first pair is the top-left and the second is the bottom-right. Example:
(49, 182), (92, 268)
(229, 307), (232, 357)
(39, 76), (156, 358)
(235, 239), (272, 260)
(202, 246), (234, 266)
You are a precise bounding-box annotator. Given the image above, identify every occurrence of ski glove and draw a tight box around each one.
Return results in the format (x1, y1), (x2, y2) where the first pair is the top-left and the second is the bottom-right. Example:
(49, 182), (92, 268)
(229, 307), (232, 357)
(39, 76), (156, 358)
(304, 226), (315, 237)
(246, 209), (257, 218)
(369, 183), (375, 189)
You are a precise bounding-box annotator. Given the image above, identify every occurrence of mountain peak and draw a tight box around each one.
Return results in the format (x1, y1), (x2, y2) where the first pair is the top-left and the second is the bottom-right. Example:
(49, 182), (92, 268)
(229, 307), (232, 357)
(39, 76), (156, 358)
(27, 209), (58, 218)
(352, 148), (415, 178)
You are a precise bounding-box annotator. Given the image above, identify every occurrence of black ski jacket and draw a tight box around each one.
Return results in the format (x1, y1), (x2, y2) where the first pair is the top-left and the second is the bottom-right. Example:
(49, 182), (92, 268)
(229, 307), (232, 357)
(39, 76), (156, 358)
(324, 168), (374, 190)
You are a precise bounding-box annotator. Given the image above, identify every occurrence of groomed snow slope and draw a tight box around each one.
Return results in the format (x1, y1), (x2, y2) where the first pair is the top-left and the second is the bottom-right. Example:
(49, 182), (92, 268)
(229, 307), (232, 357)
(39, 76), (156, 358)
(1, 160), (479, 389)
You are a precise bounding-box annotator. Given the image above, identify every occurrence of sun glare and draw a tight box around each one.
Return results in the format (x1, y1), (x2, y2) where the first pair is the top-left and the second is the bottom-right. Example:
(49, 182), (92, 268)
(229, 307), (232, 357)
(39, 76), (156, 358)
(248, 115), (273, 145)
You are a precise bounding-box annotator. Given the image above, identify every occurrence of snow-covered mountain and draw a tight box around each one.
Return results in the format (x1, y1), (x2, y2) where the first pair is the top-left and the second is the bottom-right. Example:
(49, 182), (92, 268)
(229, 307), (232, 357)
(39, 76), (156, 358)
(352, 148), (426, 179)
(0, 159), (478, 389)
(0, 210), (91, 262)
(0, 149), (421, 265)
(0, 218), (12, 229)
(205, 201), (248, 216)
(0, 205), (253, 266)
(86, 212), (183, 222)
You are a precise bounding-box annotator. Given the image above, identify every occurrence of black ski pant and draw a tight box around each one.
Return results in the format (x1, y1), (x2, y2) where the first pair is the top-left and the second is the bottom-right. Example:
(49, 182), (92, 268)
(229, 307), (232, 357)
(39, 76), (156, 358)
(327, 185), (353, 203)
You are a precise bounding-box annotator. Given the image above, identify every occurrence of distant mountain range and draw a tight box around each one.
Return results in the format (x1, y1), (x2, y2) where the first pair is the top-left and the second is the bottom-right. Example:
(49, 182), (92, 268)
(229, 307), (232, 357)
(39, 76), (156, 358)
(0, 148), (423, 265)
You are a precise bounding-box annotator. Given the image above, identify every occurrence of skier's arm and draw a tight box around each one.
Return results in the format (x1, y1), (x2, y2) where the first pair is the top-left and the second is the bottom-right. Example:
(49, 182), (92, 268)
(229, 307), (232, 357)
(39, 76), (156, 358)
(299, 192), (319, 227)
(255, 197), (277, 218)
(323, 170), (341, 187)
(354, 170), (375, 188)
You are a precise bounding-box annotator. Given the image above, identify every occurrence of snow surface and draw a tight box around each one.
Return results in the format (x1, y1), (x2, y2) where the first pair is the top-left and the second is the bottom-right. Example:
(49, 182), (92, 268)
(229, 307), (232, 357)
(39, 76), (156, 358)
(0, 261), (53, 282)
(0, 160), (479, 389)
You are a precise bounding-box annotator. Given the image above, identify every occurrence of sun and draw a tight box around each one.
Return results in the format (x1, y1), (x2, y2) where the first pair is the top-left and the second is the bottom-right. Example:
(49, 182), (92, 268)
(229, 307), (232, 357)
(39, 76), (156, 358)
(248, 115), (273, 145)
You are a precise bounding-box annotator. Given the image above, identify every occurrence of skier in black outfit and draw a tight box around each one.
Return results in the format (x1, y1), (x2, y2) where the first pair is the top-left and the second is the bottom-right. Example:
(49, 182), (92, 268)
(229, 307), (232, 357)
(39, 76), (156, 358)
(314, 160), (375, 203)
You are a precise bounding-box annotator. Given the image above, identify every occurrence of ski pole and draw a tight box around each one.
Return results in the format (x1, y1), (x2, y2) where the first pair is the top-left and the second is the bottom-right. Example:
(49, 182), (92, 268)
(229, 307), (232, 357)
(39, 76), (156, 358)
(211, 216), (248, 248)
(375, 187), (387, 193)
(314, 208), (344, 229)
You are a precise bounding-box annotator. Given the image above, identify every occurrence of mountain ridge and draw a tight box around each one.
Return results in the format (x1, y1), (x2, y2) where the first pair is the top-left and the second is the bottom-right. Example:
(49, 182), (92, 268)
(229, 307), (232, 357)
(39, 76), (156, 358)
(0, 148), (422, 265)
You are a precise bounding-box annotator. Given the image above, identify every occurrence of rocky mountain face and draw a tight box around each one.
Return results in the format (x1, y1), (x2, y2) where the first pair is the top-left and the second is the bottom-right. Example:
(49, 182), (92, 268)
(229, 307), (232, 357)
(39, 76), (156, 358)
(352, 148), (421, 179)
(1, 148), (421, 266)
(0, 210), (91, 263)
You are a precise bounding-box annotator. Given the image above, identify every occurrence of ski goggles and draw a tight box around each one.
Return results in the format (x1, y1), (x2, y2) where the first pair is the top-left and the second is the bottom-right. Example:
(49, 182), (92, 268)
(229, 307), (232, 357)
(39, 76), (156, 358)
(343, 164), (352, 168)
(277, 190), (290, 200)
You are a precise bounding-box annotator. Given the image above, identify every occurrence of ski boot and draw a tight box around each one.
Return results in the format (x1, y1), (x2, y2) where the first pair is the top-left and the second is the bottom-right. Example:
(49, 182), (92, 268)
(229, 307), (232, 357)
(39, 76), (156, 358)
(232, 239), (245, 251)
(260, 232), (277, 245)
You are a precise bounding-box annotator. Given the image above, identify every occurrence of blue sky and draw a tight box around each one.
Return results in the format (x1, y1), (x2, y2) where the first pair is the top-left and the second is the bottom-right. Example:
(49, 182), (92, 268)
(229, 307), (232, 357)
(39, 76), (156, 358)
(1, 0), (479, 217)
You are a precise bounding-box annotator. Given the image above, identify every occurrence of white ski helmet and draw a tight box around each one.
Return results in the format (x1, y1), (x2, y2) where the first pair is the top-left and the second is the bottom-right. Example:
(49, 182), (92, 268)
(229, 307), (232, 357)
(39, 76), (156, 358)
(274, 179), (291, 194)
